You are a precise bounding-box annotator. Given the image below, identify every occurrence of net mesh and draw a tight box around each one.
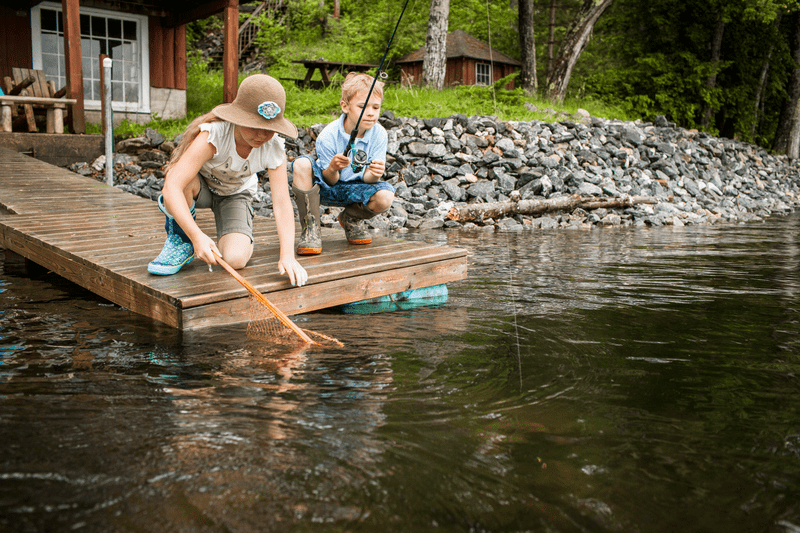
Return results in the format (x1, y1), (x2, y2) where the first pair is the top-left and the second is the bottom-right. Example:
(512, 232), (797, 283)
(213, 253), (342, 347)
(245, 294), (343, 347)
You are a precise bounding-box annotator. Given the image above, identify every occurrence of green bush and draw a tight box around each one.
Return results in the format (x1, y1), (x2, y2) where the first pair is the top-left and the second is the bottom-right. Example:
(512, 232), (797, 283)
(185, 53), (225, 118)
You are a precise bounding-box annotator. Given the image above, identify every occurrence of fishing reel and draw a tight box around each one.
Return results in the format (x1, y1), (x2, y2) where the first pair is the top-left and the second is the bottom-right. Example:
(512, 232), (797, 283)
(350, 148), (370, 173)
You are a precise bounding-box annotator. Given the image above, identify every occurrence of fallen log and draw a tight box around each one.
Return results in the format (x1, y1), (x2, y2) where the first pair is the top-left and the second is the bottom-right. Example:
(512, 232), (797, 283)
(446, 195), (658, 222)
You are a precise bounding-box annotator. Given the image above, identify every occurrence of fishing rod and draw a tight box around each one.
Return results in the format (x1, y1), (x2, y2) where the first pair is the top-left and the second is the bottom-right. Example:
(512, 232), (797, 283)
(343, 0), (412, 166)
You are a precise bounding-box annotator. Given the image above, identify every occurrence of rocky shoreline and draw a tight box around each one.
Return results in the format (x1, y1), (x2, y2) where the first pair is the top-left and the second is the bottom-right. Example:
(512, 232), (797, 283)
(69, 112), (800, 232)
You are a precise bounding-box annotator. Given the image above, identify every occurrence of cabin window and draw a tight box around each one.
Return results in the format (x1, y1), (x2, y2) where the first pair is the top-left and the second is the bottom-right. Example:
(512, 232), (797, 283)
(476, 63), (492, 86)
(30, 2), (150, 114)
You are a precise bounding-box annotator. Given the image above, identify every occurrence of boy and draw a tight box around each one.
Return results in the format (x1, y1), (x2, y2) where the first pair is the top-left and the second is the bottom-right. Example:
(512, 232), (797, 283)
(290, 72), (396, 255)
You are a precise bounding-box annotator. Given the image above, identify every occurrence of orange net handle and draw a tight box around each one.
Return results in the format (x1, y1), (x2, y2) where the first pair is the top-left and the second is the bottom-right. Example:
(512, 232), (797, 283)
(212, 252), (315, 344)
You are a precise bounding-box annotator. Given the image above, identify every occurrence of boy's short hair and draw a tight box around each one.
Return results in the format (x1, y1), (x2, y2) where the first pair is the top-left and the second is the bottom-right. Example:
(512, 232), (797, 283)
(341, 72), (384, 104)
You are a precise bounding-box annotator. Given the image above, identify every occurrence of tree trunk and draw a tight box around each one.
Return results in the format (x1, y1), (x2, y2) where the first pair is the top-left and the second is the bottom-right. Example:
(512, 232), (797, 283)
(700, 13), (725, 129)
(752, 15), (781, 139)
(422, 0), (450, 89)
(446, 195), (656, 222)
(773, 12), (800, 156)
(547, 0), (557, 80)
(546, 0), (614, 103)
(518, 0), (538, 94)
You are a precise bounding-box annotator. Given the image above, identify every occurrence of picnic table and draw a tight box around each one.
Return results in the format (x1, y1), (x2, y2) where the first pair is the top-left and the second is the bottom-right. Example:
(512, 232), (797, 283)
(290, 60), (379, 88)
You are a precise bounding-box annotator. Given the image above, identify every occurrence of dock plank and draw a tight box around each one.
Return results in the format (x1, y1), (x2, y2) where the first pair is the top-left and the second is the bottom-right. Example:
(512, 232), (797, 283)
(0, 146), (468, 329)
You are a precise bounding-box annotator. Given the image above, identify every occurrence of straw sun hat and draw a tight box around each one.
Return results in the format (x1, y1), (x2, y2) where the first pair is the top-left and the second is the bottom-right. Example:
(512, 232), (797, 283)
(211, 74), (298, 138)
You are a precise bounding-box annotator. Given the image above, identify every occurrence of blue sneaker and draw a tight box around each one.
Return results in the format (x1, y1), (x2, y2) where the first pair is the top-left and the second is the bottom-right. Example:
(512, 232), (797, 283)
(147, 233), (195, 275)
(148, 196), (196, 276)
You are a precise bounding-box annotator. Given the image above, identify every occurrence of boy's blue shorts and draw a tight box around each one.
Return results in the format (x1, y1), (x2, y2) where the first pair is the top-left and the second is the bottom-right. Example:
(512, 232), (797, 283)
(292, 155), (395, 207)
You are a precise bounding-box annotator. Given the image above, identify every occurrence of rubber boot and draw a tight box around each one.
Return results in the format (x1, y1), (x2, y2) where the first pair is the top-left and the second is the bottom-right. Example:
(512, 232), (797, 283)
(147, 195), (196, 275)
(292, 184), (322, 255)
(338, 202), (379, 245)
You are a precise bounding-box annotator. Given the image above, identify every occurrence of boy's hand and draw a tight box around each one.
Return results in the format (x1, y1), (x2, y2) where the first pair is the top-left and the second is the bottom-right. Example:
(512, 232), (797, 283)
(322, 153), (351, 186)
(363, 159), (385, 183)
(328, 154), (350, 172)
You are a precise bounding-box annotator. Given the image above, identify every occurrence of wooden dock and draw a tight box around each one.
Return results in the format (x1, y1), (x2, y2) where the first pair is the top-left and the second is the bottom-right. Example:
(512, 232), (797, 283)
(0, 146), (467, 330)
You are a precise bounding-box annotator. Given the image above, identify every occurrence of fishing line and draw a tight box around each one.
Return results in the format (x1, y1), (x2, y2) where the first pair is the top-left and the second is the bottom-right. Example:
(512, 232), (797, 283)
(486, 0), (498, 115)
(506, 232), (523, 390)
(343, 0), (413, 159)
(489, 0), (516, 383)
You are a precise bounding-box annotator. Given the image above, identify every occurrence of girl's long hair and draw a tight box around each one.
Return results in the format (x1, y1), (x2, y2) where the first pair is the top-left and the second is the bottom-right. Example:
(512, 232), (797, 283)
(166, 112), (225, 172)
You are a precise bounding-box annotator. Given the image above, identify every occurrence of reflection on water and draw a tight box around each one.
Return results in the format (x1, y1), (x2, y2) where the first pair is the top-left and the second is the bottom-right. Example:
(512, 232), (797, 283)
(2, 215), (800, 532)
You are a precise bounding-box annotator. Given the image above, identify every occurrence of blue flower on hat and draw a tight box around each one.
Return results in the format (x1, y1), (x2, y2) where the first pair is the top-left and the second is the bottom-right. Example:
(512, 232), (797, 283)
(258, 101), (280, 120)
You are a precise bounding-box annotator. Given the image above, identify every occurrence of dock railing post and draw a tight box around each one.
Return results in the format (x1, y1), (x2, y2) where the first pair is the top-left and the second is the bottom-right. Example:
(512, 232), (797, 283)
(102, 56), (113, 186)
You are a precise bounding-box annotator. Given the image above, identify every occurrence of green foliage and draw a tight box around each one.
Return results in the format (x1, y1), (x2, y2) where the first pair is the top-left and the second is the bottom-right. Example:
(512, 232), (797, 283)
(254, 14), (289, 65)
(284, 0), (329, 38)
(449, 0), (521, 59)
(186, 52), (225, 116)
(284, 82), (344, 125)
(741, 0), (800, 23)
(574, 0), (800, 146)
(114, 0), (800, 152)
(583, 51), (728, 133)
(109, 0), (637, 141)
(113, 114), (194, 141)
(186, 16), (222, 45)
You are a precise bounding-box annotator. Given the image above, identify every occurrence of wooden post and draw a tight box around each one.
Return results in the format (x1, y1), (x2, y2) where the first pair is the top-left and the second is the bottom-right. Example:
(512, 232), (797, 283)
(175, 24), (187, 91)
(54, 104), (65, 133)
(100, 54), (109, 137)
(46, 107), (55, 133)
(0, 104), (11, 132)
(103, 57), (114, 185)
(62, 0), (85, 133)
(223, 0), (239, 103)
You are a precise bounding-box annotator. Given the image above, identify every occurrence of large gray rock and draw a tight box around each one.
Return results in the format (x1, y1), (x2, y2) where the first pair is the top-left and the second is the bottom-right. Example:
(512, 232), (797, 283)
(99, 111), (800, 232)
(466, 180), (496, 201)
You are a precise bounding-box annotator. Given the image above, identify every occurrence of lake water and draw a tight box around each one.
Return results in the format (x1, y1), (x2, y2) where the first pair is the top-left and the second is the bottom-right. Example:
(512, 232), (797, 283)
(1, 214), (799, 532)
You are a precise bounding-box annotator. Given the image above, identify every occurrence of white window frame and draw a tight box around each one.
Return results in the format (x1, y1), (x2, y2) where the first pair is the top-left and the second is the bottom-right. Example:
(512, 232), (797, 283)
(476, 62), (492, 86)
(30, 2), (150, 114)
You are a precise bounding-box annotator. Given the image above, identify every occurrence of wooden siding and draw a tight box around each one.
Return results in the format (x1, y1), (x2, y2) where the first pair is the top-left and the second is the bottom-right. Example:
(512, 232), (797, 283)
(400, 58), (517, 90)
(148, 17), (187, 90)
(0, 7), (33, 81)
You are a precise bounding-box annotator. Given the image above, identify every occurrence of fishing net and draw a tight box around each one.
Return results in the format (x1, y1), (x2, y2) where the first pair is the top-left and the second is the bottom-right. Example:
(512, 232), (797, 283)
(245, 293), (343, 346)
(213, 253), (342, 347)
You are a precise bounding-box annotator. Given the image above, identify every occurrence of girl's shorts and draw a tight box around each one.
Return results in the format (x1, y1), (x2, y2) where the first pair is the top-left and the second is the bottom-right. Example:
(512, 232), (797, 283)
(292, 155), (395, 207)
(195, 176), (255, 242)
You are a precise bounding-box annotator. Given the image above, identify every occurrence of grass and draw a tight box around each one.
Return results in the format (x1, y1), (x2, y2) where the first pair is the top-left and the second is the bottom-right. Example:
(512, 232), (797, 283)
(101, 62), (638, 141)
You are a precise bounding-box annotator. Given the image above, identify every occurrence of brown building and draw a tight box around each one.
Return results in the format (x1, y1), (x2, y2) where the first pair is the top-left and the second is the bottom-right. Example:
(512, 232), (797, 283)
(1, 0), (243, 133)
(396, 30), (520, 90)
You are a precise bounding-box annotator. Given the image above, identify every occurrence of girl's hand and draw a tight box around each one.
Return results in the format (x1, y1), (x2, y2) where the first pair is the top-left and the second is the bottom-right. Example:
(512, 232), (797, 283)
(278, 256), (308, 287)
(193, 233), (221, 265)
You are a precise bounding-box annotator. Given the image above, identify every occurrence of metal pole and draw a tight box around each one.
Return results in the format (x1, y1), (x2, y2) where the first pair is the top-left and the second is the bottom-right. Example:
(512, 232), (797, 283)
(103, 56), (113, 186)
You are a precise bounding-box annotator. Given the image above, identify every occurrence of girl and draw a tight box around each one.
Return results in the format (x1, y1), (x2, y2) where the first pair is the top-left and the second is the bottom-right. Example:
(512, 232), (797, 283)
(148, 74), (307, 287)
